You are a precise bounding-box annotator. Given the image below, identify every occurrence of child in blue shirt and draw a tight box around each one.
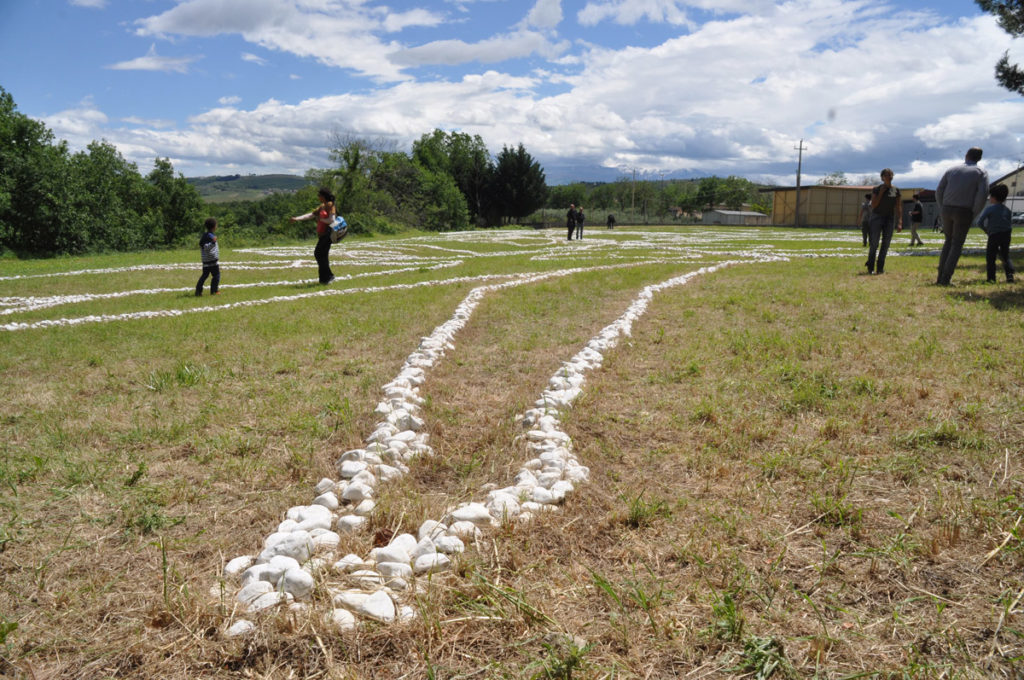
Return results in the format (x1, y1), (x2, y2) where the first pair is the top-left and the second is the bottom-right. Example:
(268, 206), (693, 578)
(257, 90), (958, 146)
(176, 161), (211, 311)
(977, 184), (1015, 283)
(195, 217), (220, 296)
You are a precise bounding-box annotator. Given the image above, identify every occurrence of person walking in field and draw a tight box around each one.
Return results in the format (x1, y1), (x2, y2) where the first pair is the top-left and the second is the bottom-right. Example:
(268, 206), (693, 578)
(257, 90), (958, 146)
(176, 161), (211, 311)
(195, 217), (220, 296)
(977, 184), (1015, 283)
(865, 168), (902, 275)
(566, 204), (576, 240)
(291, 187), (337, 284)
(936, 147), (988, 286)
(859, 193), (871, 247)
(574, 205), (585, 239)
(909, 194), (925, 246)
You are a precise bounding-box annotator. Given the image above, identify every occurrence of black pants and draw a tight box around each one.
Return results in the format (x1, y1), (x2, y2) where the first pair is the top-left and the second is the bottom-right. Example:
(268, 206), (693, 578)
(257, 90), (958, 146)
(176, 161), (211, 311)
(567, 222), (575, 240)
(575, 222), (583, 239)
(314, 235), (334, 283)
(986, 231), (1015, 282)
(196, 262), (219, 295)
(866, 214), (894, 273)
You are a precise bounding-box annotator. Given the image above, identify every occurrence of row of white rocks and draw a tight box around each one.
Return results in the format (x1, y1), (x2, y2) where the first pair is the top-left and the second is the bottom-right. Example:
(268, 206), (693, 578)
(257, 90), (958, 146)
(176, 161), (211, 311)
(220, 261), (739, 638)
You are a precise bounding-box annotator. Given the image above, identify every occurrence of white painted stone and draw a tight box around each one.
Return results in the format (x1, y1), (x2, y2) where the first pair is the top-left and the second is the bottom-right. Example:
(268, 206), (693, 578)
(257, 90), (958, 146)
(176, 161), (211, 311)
(350, 569), (385, 588)
(224, 555), (254, 578)
(339, 460), (368, 479)
(312, 491), (339, 510)
(434, 535), (465, 554)
(398, 605), (417, 622)
(356, 591), (396, 623)
(315, 477), (336, 495)
(330, 608), (358, 632)
(249, 591), (292, 612)
(276, 519), (299, 533)
(310, 529), (340, 552)
(372, 464), (403, 483)
(226, 620), (256, 638)
(389, 533), (418, 555)
(237, 580), (273, 604)
(448, 521), (481, 541)
(333, 590), (369, 610)
(352, 499), (376, 516)
(410, 537), (437, 560)
(530, 487), (556, 504)
(550, 480), (574, 501)
(350, 469), (378, 487)
(336, 514), (368, 533)
(332, 554), (369, 573)
(370, 544), (410, 565)
(377, 562), (413, 580)
(280, 567), (315, 599)
(413, 553), (451, 575)
(341, 482), (373, 503)
(451, 503), (493, 526)
(258, 531), (313, 563)
(338, 449), (367, 462)
(418, 520), (447, 541)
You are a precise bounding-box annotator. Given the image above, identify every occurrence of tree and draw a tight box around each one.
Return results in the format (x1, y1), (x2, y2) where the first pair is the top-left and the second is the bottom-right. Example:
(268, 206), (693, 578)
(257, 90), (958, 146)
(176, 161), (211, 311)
(489, 144), (547, 224)
(818, 171), (849, 186)
(696, 176), (722, 211)
(977, 0), (1024, 95)
(413, 130), (493, 223)
(146, 157), (203, 247)
(69, 141), (151, 251)
(0, 86), (74, 255)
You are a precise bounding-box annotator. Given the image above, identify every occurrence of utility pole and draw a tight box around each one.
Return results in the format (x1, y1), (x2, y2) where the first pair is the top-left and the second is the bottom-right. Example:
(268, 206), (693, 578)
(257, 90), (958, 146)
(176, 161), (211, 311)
(794, 139), (806, 228)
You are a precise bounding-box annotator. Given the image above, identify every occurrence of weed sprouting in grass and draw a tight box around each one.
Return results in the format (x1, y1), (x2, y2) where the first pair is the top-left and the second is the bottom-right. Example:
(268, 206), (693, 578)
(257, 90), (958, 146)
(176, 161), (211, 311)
(811, 491), (863, 528)
(896, 420), (987, 451)
(528, 634), (593, 680)
(710, 591), (744, 641)
(732, 635), (793, 679)
(624, 492), (672, 528)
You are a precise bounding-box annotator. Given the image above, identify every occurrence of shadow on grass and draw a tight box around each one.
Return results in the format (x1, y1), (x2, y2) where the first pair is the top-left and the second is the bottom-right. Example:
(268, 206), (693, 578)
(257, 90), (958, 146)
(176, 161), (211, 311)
(950, 284), (1024, 311)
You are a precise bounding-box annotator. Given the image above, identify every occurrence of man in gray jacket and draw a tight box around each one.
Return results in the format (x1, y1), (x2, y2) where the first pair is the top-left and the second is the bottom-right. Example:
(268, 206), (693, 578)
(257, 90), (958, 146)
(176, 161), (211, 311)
(935, 147), (988, 285)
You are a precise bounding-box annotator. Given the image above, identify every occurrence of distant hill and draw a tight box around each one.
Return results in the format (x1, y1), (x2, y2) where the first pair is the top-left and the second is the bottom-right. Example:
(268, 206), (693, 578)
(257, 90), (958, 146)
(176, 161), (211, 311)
(187, 174), (310, 203)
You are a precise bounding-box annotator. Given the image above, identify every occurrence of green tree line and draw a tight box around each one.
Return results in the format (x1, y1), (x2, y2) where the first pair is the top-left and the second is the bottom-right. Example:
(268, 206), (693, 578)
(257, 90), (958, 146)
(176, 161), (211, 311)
(544, 175), (769, 224)
(0, 87), (203, 256)
(2, 84), (551, 256)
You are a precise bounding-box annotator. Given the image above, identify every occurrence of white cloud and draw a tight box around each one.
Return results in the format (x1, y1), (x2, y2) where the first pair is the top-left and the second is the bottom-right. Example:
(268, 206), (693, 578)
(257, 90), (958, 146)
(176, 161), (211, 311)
(69, 0), (107, 8)
(107, 44), (201, 73)
(241, 52), (267, 65)
(218, 96), (242, 105)
(47, 0), (1024, 184)
(392, 30), (568, 66)
(524, 0), (563, 30)
(578, 0), (694, 27)
(132, 0), (443, 82)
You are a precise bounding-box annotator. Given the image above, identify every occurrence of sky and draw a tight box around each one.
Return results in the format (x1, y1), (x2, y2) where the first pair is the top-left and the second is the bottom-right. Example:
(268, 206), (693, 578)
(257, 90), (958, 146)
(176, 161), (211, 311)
(1, 0), (1023, 188)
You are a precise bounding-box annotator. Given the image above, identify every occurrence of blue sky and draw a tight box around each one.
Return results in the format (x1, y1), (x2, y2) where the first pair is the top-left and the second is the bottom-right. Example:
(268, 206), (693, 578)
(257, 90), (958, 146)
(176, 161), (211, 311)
(1, 0), (1022, 187)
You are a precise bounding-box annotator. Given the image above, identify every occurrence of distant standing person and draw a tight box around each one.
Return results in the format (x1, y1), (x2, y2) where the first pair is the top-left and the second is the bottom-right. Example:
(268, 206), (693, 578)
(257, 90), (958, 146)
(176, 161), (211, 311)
(195, 217), (220, 296)
(909, 194), (925, 246)
(575, 205), (585, 239)
(566, 204), (576, 240)
(859, 193), (871, 246)
(936, 147), (988, 286)
(607, 213), (616, 229)
(977, 184), (1015, 283)
(866, 168), (902, 275)
(291, 187), (337, 284)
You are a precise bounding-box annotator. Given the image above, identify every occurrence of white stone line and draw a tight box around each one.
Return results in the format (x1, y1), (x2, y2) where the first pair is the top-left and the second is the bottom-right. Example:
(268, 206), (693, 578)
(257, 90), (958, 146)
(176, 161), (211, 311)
(0, 262), (463, 316)
(220, 254), (787, 634)
(0, 272), (519, 333)
(0, 257), (700, 332)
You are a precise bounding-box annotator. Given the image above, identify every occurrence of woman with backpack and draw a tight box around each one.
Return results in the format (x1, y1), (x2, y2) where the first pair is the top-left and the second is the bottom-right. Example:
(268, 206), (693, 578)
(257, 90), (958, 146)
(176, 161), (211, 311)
(291, 187), (337, 284)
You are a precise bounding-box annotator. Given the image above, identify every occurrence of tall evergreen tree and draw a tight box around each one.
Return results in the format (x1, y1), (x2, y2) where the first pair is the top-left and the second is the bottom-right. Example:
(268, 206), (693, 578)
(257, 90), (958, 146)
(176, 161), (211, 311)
(977, 0), (1024, 95)
(490, 143), (547, 224)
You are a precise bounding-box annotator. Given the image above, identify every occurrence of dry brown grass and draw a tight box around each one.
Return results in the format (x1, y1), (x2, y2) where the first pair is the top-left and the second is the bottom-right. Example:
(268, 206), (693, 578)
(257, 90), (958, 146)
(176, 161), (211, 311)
(3, 250), (1024, 678)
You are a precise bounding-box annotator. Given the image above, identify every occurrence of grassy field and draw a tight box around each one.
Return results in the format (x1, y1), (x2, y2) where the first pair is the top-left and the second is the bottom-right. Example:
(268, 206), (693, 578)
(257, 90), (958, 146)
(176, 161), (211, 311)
(1, 226), (1023, 679)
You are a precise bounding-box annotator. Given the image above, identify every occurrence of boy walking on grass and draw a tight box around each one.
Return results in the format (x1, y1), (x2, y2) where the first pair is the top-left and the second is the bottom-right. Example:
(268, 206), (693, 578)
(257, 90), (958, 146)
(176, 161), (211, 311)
(977, 184), (1015, 283)
(195, 217), (220, 296)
